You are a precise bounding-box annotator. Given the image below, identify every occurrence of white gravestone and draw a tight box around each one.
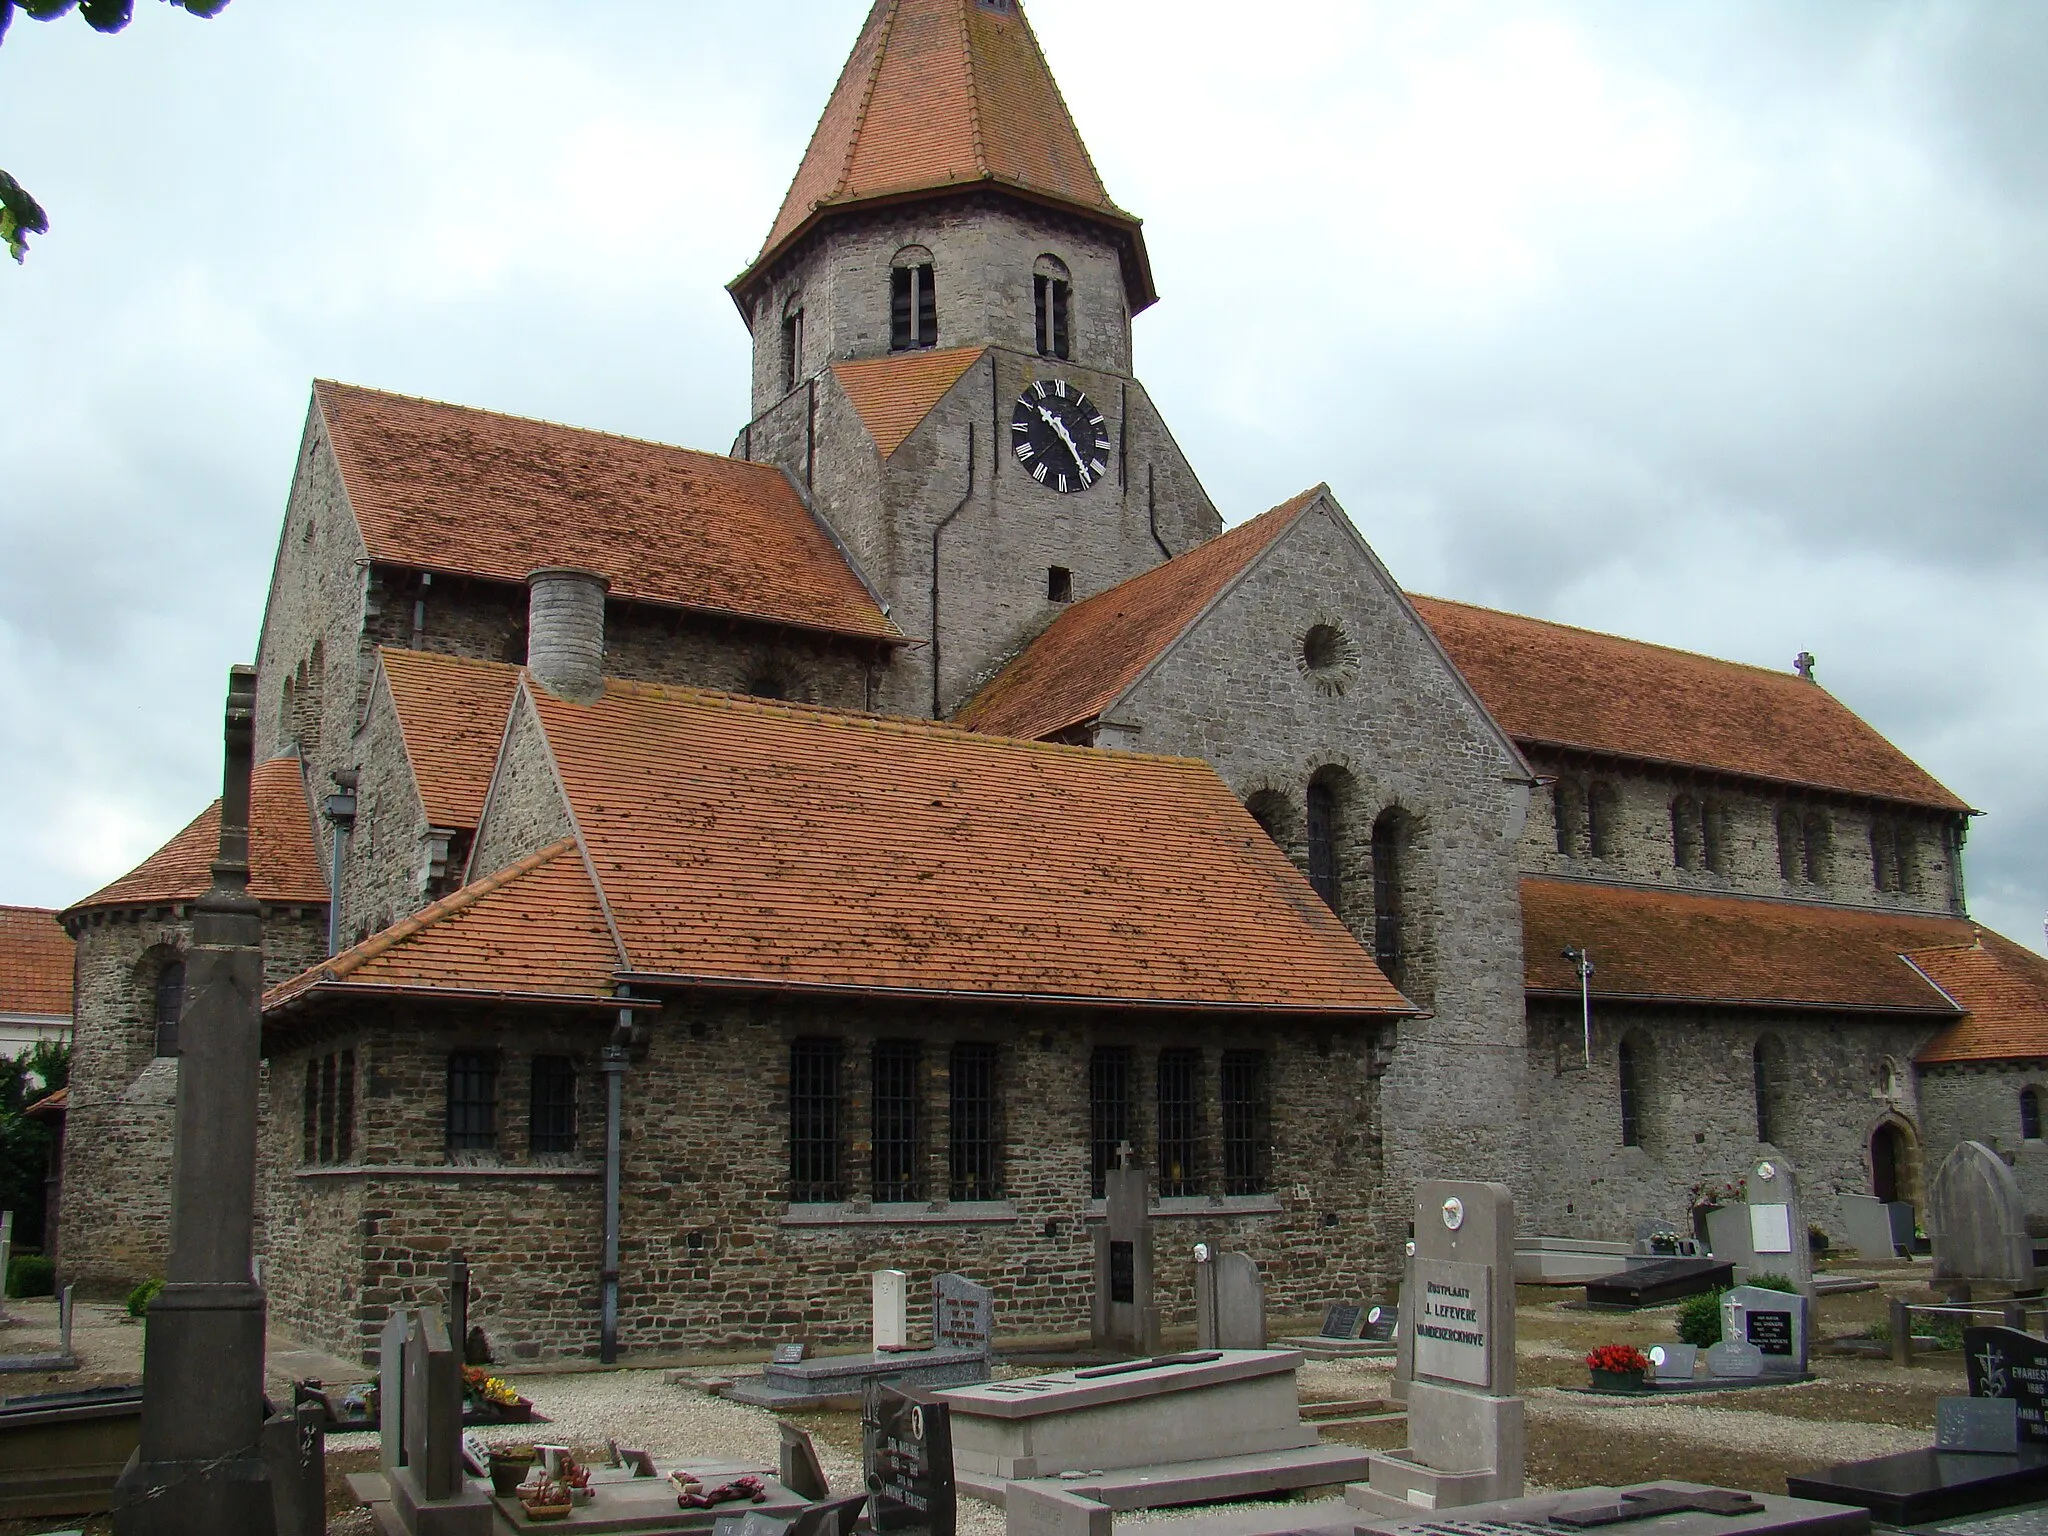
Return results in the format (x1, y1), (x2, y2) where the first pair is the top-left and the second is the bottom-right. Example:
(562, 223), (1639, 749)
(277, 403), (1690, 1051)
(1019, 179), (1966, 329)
(874, 1269), (909, 1351)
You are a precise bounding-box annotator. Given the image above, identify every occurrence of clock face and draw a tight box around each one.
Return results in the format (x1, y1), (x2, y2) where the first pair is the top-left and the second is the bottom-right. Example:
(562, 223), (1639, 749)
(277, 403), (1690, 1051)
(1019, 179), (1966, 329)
(1011, 379), (1110, 493)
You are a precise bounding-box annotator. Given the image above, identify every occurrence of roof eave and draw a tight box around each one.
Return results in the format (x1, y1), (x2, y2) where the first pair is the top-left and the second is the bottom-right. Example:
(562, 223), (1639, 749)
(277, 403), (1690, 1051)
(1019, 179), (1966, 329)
(262, 978), (654, 1020)
(1525, 984), (1961, 1017)
(1510, 733), (1975, 816)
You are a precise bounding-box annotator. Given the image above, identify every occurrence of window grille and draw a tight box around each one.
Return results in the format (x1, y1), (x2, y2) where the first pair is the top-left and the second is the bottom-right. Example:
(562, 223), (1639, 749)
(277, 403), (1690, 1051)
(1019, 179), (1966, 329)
(302, 1060), (319, 1164)
(336, 1048), (355, 1162)
(1618, 1036), (1642, 1148)
(1220, 1049), (1269, 1195)
(892, 264), (937, 350)
(872, 1040), (923, 1202)
(1157, 1048), (1201, 1197)
(1089, 1046), (1132, 1199)
(1306, 781), (1339, 911)
(1371, 810), (1405, 989)
(530, 1055), (577, 1156)
(949, 1042), (1001, 1201)
(153, 960), (185, 1058)
(446, 1051), (497, 1154)
(1035, 274), (1071, 359)
(2024, 1087), (2042, 1142)
(301, 1050), (355, 1165)
(788, 1037), (844, 1202)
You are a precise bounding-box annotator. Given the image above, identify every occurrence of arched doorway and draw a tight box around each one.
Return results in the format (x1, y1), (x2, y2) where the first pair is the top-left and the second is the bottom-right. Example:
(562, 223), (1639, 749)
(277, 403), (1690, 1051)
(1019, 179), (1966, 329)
(1870, 1117), (1921, 1209)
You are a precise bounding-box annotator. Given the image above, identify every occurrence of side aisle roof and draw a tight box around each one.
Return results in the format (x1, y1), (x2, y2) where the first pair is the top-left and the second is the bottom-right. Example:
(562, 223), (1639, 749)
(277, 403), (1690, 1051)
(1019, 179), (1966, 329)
(379, 648), (524, 832)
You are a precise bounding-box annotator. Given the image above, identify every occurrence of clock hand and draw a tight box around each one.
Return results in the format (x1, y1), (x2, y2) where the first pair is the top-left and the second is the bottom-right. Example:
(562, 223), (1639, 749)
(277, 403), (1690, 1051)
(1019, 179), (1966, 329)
(1035, 404), (1084, 468)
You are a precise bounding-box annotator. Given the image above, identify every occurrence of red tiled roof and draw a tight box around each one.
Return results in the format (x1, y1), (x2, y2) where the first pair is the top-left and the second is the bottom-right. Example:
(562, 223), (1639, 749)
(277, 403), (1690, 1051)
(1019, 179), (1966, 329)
(0, 907), (72, 1018)
(516, 679), (1409, 1014)
(23, 1086), (67, 1119)
(1412, 596), (1968, 811)
(265, 839), (620, 1012)
(956, 490), (1321, 740)
(315, 381), (900, 645)
(380, 649), (523, 831)
(1523, 877), (1970, 1013)
(1911, 930), (2048, 1063)
(832, 347), (986, 459)
(749, 0), (1138, 290)
(67, 759), (330, 915)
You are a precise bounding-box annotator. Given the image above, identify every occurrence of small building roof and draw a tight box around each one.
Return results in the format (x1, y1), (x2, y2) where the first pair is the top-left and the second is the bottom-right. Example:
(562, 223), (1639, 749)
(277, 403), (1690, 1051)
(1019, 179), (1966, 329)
(1412, 596), (1969, 812)
(315, 381), (902, 645)
(956, 489), (1321, 740)
(738, 0), (1151, 309)
(1911, 931), (2048, 1064)
(67, 758), (330, 916)
(0, 907), (72, 1019)
(1522, 876), (1971, 1014)
(381, 648), (523, 831)
(23, 1086), (67, 1120)
(832, 346), (986, 459)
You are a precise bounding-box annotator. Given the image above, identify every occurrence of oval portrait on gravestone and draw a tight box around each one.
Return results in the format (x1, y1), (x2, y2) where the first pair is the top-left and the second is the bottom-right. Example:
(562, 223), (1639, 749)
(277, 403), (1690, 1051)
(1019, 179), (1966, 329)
(1443, 1197), (1465, 1230)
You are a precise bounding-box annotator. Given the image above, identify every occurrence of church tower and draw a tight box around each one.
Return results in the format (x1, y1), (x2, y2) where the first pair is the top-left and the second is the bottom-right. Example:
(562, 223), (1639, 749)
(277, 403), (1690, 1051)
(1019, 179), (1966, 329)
(729, 0), (1221, 718)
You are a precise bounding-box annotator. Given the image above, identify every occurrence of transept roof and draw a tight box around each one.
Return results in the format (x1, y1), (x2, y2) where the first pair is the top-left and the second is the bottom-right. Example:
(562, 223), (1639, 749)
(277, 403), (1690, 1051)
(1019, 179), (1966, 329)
(0, 906), (72, 1019)
(1910, 931), (2048, 1064)
(380, 648), (523, 832)
(315, 381), (902, 646)
(831, 346), (987, 459)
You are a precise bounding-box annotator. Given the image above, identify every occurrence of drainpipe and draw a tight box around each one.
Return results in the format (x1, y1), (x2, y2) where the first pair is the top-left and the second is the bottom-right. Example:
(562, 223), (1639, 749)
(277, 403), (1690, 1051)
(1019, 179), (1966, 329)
(929, 423), (976, 720)
(599, 1011), (631, 1364)
(1562, 946), (1594, 1070)
(321, 770), (357, 957)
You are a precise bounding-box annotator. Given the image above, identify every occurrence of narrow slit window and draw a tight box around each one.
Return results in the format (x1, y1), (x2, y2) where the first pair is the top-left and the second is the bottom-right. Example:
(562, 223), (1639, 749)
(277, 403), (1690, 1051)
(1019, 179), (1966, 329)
(1157, 1048), (1201, 1197)
(1220, 1049), (1269, 1196)
(1089, 1046), (1131, 1199)
(1306, 781), (1340, 911)
(949, 1042), (1001, 1201)
(445, 1051), (498, 1154)
(1618, 1036), (1642, 1148)
(1554, 780), (1586, 858)
(317, 1053), (337, 1163)
(530, 1054), (577, 1156)
(1371, 809), (1406, 990)
(1753, 1038), (1778, 1145)
(2023, 1087), (2042, 1142)
(781, 307), (803, 394)
(153, 960), (185, 1058)
(301, 1060), (320, 1164)
(1588, 781), (1621, 859)
(336, 1048), (355, 1163)
(788, 1037), (844, 1203)
(1047, 565), (1073, 603)
(872, 1040), (923, 1202)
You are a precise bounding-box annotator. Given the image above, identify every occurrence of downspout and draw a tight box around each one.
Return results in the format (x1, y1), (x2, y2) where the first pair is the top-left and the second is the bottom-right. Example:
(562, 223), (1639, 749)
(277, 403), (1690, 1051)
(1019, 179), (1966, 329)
(804, 377), (817, 490)
(1147, 465), (1171, 560)
(929, 423), (976, 720)
(599, 1009), (631, 1364)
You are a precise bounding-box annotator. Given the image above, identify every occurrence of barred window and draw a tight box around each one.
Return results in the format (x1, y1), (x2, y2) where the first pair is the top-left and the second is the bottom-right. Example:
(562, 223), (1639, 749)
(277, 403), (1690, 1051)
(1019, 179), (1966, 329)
(336, 1049), (354, 1162)
(949, 1042), (1001, 1201)
(2023, 1087), (2042, 1142)
(446, 1051), (497, 1154)
(872, 1040), (923, 1202)
(1371, 809), (1406, 990)
(1157, 1048), (1201, 1197)
(153, 960), (185, 1058)
(1089, 1046), (1132, 1199)
(530, 1055), (577, 1156)
(789, 1037), (844, 1203)
(318, 1053), (338, 1163)
(1220, 1049), (1270, 1196)
(301, 1060), (319, 1164)
(303, 1049), (354, 1165)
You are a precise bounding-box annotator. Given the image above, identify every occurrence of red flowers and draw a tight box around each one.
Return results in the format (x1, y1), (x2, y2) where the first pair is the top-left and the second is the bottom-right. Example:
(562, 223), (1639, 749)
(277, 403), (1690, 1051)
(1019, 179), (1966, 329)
(1585, 1344), (1651, 1374)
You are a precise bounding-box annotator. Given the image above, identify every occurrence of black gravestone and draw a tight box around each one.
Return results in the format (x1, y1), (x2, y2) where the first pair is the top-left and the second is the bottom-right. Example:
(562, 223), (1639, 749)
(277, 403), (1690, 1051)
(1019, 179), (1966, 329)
(1747, 1309), (1794, 1358)
(863, 1382), (955, 1536)
(1321, 1304), (1363, 1340)
(773, 1342), (808, 1366)
(1966, 1327), (2048, 1444)
(1110, 1242), (1135, 1305)
(1584, 1259), (1735, 1309)
(1363, 1304), (1398, 1342)
(1939, 1396), (2021, 1454)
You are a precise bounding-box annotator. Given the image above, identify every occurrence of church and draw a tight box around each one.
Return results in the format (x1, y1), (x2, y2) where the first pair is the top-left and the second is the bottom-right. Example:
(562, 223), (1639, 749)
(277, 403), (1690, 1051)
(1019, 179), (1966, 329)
(43, 0), (2048, 1364)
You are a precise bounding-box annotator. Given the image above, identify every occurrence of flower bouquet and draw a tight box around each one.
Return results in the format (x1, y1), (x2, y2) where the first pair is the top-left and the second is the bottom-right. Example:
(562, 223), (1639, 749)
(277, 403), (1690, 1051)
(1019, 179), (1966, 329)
(1585, 1342), (1651, 1393)
(463, 1365), (534, 1424)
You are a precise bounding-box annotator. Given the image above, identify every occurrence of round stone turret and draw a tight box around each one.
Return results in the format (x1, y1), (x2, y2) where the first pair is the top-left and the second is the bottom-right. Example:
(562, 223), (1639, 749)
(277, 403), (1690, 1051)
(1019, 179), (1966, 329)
(525, 568), (610, 704)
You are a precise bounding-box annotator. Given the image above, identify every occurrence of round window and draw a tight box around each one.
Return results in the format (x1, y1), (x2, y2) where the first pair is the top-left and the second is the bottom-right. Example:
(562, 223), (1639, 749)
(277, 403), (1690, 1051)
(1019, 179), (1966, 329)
(1297, 623), (1360, 695)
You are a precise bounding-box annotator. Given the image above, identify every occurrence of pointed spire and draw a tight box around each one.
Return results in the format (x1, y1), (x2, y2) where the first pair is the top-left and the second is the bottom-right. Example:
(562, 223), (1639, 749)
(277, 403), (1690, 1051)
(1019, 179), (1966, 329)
(734, 0), (1153, 312)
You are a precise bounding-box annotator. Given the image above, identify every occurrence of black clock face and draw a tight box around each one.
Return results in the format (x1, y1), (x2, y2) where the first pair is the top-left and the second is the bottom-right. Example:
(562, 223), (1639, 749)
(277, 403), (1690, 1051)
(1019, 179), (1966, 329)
(1011, 379), (1109, 493)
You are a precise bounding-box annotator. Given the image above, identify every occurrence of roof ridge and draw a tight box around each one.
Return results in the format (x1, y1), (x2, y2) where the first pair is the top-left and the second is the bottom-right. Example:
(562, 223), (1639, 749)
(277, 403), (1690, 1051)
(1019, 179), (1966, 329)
(379, 644), (522, 674)
(959, 0), (990, 179)
(838, 0), (898, 202)
(326, 838), (577, 982)
(1520, 872), (1973, 919)
(0, 905), (60, 917)
(1010, 0), (1113, 205)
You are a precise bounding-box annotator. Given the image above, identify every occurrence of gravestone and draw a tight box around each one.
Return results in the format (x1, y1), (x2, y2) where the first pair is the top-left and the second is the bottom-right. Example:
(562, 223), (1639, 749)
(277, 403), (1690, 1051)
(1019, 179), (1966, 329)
(389, 1305), (491, 1536)
(863, 1381), (955, 1536)
(1705, 1340), (1766, 1379)
(1091, 1148), (1158, 1355)
(1965, 1326), (2048, 1443)
(1354, 1180), (1523, 1514)
(1194, 1248), (1266, 1351)
(1704, 1205), (1755, 1270)
(780, 1421), (831, 1500)
(1584, 1258), (1733, 1309)
(1007, 1481), (1111, 1536)
(1321, 1304), (1364, 1340)
(875, 1270), (910, 1351)
(444, 1252), (468, 1366)
(0, 1210), (11, 1314)
(1647, 1343), (1698, 1381)
(933, 1273), (993, 1358)
(379, 1309), (411, 1472)
(1721, 1286), (1809, 1377)
(1939, 1396), (2021, 1453)
(1363, 1303), (1399, 1342)
(1746, 1157), (1814, 1300)
(1932, 1142), (2036, 1291)
(1839, 1194), (1901, 1260)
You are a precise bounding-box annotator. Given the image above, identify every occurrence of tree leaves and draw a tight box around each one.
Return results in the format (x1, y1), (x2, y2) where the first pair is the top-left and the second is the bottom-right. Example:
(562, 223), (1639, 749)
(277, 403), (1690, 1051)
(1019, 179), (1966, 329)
(0, 169), (49, 263)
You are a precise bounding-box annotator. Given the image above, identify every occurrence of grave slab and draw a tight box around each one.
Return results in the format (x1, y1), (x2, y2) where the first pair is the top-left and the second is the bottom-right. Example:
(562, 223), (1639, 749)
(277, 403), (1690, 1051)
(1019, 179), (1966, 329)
(484, 1462), (805, 1534)
(721, 1346), (991, 1409)
(1349, 1481), (1869, 1536)
(1584, 1259), (1736, 1310)
(1840, 1195), (1903, 1260)
(968, 1443), (1373, 1512)
(1789, 1447), (2048, 1525)
(1935, 1145), (2038, 1289)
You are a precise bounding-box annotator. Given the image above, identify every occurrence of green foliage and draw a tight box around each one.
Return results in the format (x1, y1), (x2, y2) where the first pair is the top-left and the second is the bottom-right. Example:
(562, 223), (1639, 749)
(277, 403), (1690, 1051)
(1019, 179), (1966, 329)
(1676, 1287), (1727, 1348)
(127, 1275), (165, 1318)
(0, 0), (232, 260)
(1747, 1272), (1799, 1294)
(7, 1253), (54, 1298)
(0, 1041), (69, 1248)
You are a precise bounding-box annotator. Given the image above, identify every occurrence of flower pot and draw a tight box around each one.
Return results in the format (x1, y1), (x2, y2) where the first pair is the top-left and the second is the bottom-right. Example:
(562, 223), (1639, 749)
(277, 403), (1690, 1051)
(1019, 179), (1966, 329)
(1590, 1367), (1646, 1393)
(489, 1455), (531, 1497)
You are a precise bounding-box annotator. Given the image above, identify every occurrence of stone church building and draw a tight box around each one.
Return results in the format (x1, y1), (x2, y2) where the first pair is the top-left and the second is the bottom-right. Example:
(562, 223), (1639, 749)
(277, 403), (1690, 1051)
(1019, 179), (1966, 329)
(42, 0), (2048, 1361)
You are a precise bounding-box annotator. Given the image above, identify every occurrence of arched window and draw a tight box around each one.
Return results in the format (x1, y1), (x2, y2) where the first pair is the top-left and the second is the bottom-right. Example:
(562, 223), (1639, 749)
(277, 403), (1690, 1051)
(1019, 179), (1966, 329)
(1305, 780), (1339, 911)
(781, 297), (805, 393)
(1801, 810), (1831, 884)
(1618, 1033), (1643, 1147)
(1702, 798), (1730, 874)
(1588, 780), (1621, 859)
(1777, 806), (1804, 881)
(1671, 794), (1703, 871)
(891, 246), (937, 351)
(1870, 818), (1912, 894)
(1034, 254), (1071, 360)
(153, 960), (186, 1057)
(1554, 779), (1586, 857)
(1244, 790), (1291, 850)
(1371, 809), (1407, 989)
(2023, 1087), (2043, 1142)
(1753, 1036), (1784, 1145)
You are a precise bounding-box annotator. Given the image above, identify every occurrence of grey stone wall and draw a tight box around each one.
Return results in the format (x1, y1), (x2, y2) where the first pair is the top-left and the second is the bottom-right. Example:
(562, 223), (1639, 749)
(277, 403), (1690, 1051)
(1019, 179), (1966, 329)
(1519, 749), (1964, 915)
(1920, 1060), (2048, 1229)
(467, 692), (572, 880)
(1525, 996), (1943, 1244)
(1106, 499), (1530, 1236)
(337, 665), (433, 947)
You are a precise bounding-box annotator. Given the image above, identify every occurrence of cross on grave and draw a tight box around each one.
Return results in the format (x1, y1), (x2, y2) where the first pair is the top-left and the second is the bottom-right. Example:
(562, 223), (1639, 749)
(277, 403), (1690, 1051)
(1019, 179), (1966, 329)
(1115, 1141), (1133, 1170)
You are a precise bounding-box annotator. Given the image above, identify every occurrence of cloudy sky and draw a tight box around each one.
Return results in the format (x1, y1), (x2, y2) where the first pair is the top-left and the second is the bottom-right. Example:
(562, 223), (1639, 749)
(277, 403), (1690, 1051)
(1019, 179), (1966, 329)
(2, 0), (2043, 951)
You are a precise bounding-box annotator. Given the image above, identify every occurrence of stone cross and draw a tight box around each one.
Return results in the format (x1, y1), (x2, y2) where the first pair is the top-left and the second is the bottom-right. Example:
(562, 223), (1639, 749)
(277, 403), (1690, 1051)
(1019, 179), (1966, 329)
(1091, 1157), (1158, 1354)
(1115, 1141), (1133, 1171)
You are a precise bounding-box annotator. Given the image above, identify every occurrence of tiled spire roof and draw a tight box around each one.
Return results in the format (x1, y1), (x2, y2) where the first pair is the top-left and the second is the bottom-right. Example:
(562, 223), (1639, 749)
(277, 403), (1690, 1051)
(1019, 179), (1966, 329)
(738, 0), (1152, 308)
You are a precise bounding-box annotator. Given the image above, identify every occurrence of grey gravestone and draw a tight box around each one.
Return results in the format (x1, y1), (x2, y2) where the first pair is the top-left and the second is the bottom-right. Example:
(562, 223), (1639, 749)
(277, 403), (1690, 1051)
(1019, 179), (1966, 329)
(1966, 1327), (2048, 1443)
(780, 1421), (830, 1500)
(402, 1307), (462, 1499)
(1746, 1156), (1814, 1299)
(875, 1269), (910, 1351)
(1888, 1201), (1919, 1254)
(1634, 1219), (1684, 1256)
(1940, 1396), (2022, 1453)
(1321, 1303), (1364, 1340)
(1840, 1193), (1901, 1259)
(1703, 1204), (1755, 1269)
(379, 1309), (411, 1471)
(1194, 1248), (1266, 1350)
(933, 1273), (994, 1357)
(0, 1210), (11, 1311)
(1647, 1343), (1698, 1381)
(1091, 1150), (1158, 1355)
(863, 1382), (955, 1536)
(1705, 1340), (1766, 1378)
(1007, 1481), (1112, 1536)
(1934, 1142), (2037, 1288)
(1721, 1285), (1808, 1376)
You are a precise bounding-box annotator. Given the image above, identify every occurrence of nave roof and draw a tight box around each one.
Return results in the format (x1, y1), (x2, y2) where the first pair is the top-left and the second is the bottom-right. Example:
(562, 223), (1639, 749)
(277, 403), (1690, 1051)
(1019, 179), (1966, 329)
(0, 906), (72, 1020)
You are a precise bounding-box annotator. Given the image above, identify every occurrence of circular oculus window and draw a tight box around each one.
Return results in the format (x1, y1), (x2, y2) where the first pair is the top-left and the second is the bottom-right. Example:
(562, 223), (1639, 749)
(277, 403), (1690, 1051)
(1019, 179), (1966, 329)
(1298, 622), (1360, 694)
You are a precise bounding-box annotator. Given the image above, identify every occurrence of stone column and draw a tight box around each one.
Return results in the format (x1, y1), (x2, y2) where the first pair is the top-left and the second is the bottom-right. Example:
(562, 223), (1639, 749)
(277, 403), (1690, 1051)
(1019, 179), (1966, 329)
(117, 666), (277, 1534)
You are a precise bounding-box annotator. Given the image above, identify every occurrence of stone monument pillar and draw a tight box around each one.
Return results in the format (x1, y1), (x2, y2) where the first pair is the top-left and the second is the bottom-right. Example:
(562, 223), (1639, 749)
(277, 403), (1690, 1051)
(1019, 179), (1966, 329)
(1351, 1180), (1523, 1515)
(1092, 1146), (1158, 1355)
(116, 667), (278, 1534)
